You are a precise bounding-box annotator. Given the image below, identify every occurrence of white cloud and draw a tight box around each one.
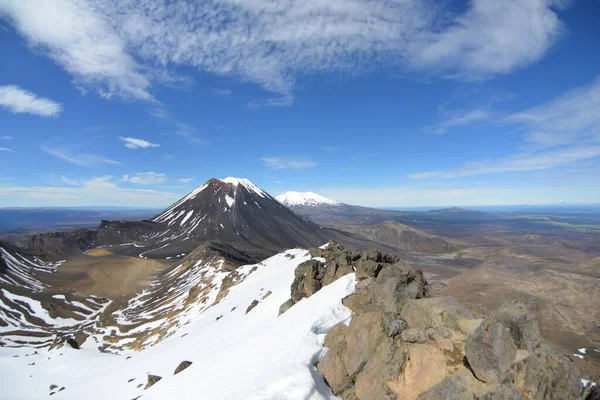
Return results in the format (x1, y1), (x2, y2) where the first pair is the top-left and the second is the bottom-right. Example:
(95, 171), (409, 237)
(430, 109), (491, 134)
(413, 0), (565, 77)
(122, 172), (168, 185)
(0, 136), (12, 140)
(178, 178), (193, 183)
(248, 96), (294, 109)
(0, 85), (62, 117)
(0, 176), (179, 207)
(0, 0), (567, 101)
(506, 75), (600, 149)
(0, 147), (15, 153)
(409, 145), (600, 179)
(0, 1), (151, 100)
(119, 136), (160, 149)
(261, 157), (318, 169)
(42, 145), (122, 166)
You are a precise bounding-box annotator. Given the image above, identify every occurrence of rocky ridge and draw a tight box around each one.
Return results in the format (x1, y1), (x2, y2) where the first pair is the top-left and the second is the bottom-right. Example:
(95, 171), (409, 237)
(282, 242), (592, 400)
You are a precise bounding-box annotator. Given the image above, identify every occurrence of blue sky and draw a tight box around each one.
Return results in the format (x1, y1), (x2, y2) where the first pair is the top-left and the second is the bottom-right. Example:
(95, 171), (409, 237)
(0, 0), (599, 208)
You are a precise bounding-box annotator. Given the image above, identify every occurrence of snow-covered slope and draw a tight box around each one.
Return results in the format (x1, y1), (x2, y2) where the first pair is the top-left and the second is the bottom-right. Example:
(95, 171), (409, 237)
(276, 191), (341, 207)
(0, 248), (356, 400)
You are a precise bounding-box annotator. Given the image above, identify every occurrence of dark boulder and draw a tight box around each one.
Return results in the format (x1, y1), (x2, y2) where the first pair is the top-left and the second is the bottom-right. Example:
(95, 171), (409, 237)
(174, 360), (193, 375)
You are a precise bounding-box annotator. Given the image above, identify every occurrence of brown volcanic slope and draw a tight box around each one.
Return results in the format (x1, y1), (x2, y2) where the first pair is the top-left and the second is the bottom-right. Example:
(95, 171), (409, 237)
(337, 220), (458, 254)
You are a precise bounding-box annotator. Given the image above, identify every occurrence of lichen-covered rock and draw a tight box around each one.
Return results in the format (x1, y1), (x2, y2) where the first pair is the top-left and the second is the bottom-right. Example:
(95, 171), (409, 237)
(495, 347), (582, 400)
(464, 319), (517, 384)
(401, 328), (427, 343)
(401, 297), (474, 331)
(342, 312), (387, 376)
(354, 337), (403, 400)
(419, 375), (474, 400)
(490, 297), (541, 351)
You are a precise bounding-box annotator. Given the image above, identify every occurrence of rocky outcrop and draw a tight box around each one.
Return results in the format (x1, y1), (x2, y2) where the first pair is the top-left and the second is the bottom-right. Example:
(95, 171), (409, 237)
(311, 244), (585, 400)
(144, 374), (162, 390)
(280, 243), (422, 315)
(174, 360), (192, 375)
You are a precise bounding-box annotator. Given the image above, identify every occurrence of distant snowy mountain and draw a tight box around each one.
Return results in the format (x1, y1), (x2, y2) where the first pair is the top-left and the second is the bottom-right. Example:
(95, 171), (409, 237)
(276, 191), (341, 207)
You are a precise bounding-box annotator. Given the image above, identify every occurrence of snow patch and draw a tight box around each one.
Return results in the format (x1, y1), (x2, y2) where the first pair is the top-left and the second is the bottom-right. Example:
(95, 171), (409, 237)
(276, 191), (340, 207)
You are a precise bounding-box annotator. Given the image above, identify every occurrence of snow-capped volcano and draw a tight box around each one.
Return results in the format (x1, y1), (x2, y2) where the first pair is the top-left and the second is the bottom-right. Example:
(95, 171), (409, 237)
(100, 178), (333, 261)
(276, 191), (341, 207)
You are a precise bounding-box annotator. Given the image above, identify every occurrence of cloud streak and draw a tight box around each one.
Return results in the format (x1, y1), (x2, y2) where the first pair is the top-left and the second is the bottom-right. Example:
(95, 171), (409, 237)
(261, 157), (318, 169)
(0, 176), (179, 207)
(0, 85), (62, 117)
(0, 147), (15, 153)
(119, 136), (160, 149)
(122, 172), (167, 185)
(41, 145), (122, 166)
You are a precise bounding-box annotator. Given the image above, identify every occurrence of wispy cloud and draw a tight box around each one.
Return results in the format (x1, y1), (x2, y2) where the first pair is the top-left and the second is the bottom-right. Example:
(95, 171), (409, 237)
(412, 75), (600, 180)
(0, 136), (12, 140)
(248, 96), (294, 109)
(0, 0), (567, 101)
(0, 176), (179, 207)
(429, 108), (491, 134)
(178, 178), (193, 183)
(505, 75), (600, 149)
(0, 85), (62, 117)
(42, 145), (121, 166)
(119, 136), (160, 149)
(122, 172), (167, 185)
(409, 145), (600, 179)
(261, 157), (318, 169)
(0, 147), (15, 153)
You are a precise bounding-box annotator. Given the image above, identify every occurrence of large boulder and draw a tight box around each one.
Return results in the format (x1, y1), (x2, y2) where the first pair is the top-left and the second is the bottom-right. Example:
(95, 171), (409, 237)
(465, 319), (517, 384)
(401, 297), (474, 332)
(354, 337), (403, 400)
(342, 312), (387, 376)
(494, 347), (582, 400)
(490, 297), (541, 351)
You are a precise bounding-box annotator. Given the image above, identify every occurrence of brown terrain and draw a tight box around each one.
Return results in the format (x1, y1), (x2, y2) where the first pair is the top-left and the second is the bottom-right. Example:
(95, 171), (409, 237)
(44, 249), (172, 299)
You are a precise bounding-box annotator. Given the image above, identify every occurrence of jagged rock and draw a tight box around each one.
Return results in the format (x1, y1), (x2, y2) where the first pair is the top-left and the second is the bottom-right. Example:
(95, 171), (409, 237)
(371, 265), (428, 313)
(401, 297), (474, 331)
(278, 298), (294, 316)
(49, 384), (58, 390)
(355, 259), (382, 281)
(318, 347), (352, 394)
(354, 337), (403, 400)
(386, 318), (407, 337)
(388, 344), (449, 399)
(490, 297), (541, 351)
(66, 337), (80, 350)
(401, 328), (427, 343)
(419, 375), (474, 400)
(245, 300), (259, 314)
(464, 319), (517, 383)
(493, 347), (582, 400)
(174, 360), (193, 375)
(144, 374), (162, 390)
(342, 312), (386, 376)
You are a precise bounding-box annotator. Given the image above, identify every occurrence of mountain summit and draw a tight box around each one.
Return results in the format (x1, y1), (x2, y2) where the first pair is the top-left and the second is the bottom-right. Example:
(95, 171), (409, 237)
(276, 191), (341, 207)
(99, 178), (335, 261)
